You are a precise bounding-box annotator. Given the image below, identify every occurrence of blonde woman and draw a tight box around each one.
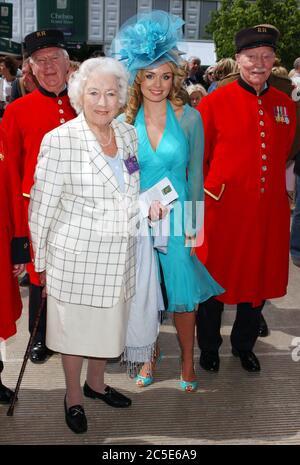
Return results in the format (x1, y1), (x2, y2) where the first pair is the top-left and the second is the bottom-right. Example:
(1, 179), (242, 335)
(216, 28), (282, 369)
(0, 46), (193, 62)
(186, 83), (207, 108)
(112, 10), (224, 391)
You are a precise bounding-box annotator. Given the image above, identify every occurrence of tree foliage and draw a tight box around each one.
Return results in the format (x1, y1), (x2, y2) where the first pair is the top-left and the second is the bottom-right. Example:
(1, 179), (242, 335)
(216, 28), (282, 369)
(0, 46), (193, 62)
(206, 0), (300, 70)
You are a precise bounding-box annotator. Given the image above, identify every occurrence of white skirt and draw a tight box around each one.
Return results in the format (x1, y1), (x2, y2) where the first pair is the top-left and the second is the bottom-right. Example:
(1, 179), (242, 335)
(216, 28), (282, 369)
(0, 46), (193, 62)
(46, 287), (131, 358)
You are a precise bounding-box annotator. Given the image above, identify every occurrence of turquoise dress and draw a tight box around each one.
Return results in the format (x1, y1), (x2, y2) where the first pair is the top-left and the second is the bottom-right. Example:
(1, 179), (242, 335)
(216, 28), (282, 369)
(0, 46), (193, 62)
(135, 101), (224, 312)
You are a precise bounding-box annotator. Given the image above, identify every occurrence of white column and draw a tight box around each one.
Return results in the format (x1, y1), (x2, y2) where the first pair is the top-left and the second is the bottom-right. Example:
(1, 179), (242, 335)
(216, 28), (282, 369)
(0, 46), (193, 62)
(103, 0), (120, 54)
(21, 0), (37, 39)
(137, 0), (153, 14)
(89, 0), (104, 43)
(185, 0), (201, 40)
(169, 0), (183, 18)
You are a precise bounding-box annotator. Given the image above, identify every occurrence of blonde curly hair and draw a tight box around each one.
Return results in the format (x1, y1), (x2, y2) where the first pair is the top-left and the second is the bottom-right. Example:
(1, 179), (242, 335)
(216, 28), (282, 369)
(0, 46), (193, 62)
(125, 61), (186, 125)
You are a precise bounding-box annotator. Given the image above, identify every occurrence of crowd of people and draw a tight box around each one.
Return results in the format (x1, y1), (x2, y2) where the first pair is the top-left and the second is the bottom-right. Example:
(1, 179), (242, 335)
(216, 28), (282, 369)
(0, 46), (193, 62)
(0, 11), (299, 435)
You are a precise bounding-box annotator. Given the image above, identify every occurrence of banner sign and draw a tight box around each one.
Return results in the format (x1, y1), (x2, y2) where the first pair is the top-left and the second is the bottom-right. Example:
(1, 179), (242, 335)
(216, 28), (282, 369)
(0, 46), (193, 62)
(37, 0), (88, 43)
(0, 2), (13, 38)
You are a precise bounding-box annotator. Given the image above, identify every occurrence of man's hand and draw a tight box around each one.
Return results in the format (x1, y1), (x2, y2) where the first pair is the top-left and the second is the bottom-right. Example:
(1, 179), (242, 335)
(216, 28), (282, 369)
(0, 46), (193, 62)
(13, 264), (25, 278)
(185, 234), (197, 255)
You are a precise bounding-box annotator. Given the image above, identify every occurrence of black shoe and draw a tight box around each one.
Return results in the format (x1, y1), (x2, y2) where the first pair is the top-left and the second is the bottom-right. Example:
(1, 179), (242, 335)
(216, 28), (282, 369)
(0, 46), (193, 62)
(199, 350), (220, 372)
(258, 314), (269, 337)
(19, 273), (30, 287)
(292, 257), (300, 268)
(30, 342), (53, 364)
(64, 396), (87, 434)
(232, 348), (261, 372)
(0, 383), (15, 404)
(83, 382), (131, 408)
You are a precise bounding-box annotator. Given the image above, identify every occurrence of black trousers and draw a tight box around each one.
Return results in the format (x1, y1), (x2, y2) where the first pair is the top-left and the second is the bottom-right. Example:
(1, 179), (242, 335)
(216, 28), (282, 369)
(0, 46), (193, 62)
(196, 297), (265, 352)
(28, 284), (47, 344)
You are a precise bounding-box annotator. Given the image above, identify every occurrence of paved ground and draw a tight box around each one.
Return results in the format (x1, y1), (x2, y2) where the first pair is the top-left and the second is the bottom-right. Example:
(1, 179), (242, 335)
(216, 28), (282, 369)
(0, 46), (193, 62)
(0, 259), (300, 445)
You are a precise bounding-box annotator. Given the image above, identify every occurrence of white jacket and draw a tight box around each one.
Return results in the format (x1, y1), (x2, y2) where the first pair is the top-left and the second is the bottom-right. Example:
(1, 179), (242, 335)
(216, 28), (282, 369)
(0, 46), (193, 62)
(29, 113), (140, 308)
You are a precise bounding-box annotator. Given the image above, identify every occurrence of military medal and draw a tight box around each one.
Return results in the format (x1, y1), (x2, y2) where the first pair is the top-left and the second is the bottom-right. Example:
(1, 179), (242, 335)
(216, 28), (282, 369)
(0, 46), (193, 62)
(283, 106), (289, 124)
(274, 106), (280, 122)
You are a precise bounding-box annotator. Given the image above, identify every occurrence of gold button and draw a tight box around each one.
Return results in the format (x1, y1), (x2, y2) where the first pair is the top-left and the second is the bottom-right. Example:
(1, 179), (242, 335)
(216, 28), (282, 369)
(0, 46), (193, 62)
(262, 165), (267, 171)
(259, 121), (264, 126)
(59, 109), (64, 114)
(259, 109), (264, 115)
(261, 188), (265, 193)
(261, 177), (266, 182)
(58, 99), (63, 105)
(0, 153), (4, 161)
(262, 154), (267, 160)
(258, 99), (262, 104)
(261, 143), (266, 148)
(260, 132), (265, 137)
(60, 118), (65, 124)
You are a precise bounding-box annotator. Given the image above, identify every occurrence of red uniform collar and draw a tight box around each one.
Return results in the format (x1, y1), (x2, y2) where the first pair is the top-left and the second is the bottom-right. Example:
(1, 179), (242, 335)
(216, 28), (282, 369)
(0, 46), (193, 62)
(38, 85), (68, 98)
(238, 76), (269, 96)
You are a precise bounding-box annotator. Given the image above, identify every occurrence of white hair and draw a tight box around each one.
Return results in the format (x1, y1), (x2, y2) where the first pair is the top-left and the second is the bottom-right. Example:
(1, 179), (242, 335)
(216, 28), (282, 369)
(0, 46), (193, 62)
(62, 49), (69, 59)
(186, 83), (207, 97)
(293, 57), (300, 71)
(188, 56), (201, 64)
(68, 57), (129, 114)
(29, 47), (69, 65)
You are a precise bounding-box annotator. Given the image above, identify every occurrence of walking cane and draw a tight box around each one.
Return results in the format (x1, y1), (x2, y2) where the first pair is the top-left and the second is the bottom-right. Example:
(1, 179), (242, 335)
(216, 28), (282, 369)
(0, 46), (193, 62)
(7, 295), (46, 416)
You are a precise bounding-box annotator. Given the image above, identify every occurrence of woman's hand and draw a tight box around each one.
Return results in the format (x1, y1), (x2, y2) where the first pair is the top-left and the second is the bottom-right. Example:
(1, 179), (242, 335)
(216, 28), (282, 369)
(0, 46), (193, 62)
(39, 271), (47, 298)
(148, 200), (169, 221)
(12, 264), (25, 278)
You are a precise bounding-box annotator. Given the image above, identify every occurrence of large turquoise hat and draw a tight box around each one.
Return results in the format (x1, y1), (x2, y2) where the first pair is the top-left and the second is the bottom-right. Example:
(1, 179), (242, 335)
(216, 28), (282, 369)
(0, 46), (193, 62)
(110, 10), (185, 84)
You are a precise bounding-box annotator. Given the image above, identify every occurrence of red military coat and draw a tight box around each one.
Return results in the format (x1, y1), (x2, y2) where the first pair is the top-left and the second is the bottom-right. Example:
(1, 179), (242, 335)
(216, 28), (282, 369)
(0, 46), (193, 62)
(196, 79), (296, 306)
(0, 128), (30, 340)
(1, 87), (76, 285)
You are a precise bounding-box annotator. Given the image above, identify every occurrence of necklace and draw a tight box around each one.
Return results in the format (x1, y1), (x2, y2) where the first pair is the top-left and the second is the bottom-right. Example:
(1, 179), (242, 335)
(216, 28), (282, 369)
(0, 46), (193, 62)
(98, 126), (112, 147)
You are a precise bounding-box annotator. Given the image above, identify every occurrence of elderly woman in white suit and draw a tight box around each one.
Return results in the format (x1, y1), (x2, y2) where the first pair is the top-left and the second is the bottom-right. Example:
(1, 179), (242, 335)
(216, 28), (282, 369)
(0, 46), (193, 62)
(29, 57), (140, 434)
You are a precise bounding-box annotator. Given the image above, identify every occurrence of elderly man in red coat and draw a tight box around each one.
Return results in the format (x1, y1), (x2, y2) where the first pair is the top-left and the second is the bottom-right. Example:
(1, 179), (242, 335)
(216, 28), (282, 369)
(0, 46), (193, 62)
(1, 29), (76, 363)
(196, 25), (296, 373)
(0, 128), (30, 402)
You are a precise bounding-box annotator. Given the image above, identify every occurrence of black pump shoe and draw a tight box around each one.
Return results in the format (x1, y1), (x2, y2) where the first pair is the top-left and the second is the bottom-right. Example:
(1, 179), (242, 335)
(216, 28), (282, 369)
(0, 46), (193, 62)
(83, 382), (131, 408)
(64, 396), (87, 434)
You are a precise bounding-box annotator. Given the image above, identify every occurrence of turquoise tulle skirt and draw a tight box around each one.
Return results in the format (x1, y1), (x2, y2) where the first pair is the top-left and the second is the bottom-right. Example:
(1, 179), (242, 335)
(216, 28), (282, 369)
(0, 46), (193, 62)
(158, 231), (224, 313)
